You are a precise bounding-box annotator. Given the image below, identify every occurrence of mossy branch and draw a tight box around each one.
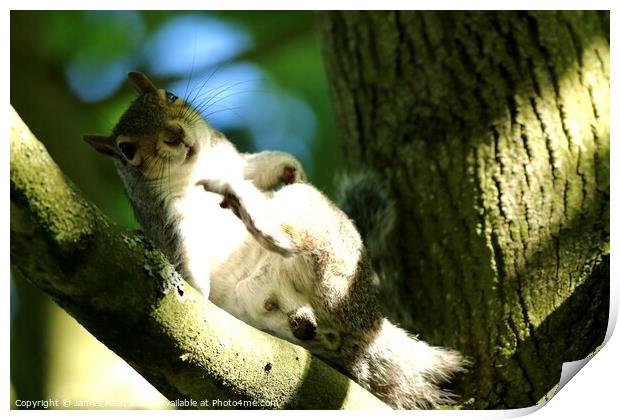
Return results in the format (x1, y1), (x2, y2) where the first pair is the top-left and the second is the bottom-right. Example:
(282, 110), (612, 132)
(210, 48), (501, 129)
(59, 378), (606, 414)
(9, 105), (388, 410)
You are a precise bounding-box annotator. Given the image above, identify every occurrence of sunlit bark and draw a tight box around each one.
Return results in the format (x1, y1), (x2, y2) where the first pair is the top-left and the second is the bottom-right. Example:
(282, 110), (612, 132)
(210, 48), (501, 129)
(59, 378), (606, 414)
(319, 10), (609, 408)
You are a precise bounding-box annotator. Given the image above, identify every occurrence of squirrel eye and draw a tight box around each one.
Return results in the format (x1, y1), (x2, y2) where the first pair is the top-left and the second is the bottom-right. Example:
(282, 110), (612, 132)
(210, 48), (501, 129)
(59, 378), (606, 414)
(165, 91), (178, 103)
(164, 138), (180, 145)
(118, 142), (136, 160)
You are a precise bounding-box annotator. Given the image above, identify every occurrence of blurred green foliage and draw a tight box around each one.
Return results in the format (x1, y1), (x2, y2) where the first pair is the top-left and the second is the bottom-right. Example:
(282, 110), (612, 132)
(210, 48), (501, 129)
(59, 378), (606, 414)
(11, 10), (341, 227)
(10, 10), (340, 407)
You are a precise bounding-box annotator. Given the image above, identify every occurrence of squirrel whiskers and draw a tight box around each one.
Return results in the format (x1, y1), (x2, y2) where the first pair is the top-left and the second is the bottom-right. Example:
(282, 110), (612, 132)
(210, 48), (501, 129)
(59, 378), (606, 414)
(84, 71), (468, 409)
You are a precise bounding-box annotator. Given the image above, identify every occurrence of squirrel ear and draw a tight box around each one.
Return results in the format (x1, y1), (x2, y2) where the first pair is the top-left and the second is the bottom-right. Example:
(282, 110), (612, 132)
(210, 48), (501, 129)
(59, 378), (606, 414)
(127, 71), (157, 95)
(83, 134), (118, 158)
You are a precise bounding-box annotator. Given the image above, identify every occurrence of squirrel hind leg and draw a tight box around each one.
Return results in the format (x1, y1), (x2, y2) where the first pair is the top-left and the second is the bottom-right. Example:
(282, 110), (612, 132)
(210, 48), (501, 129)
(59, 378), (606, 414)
(196, 179), (297, 257)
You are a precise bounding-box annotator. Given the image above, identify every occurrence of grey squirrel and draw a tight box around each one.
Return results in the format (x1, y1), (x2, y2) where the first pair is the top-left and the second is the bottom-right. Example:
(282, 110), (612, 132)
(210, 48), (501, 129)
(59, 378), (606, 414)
(84, 71), (467, 409)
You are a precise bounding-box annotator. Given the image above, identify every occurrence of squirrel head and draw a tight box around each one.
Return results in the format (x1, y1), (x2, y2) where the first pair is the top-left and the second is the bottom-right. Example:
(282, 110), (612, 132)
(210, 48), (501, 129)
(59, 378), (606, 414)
(83, 71), (215, 182)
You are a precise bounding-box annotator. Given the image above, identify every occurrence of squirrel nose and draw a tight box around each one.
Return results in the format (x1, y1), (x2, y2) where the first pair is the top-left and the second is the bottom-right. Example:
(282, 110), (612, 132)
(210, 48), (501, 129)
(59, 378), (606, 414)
(289, 309), (317, 340)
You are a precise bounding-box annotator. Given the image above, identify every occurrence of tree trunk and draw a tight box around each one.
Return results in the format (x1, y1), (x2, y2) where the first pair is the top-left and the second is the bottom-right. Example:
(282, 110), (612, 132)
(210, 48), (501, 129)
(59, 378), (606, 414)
(318, 11), (609, 409)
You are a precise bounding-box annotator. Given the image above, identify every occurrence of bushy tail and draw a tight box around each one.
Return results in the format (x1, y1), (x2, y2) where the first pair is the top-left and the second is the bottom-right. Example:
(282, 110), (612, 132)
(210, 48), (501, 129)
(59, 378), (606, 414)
(351, 319), (468, 410)
(336, 173), (467, 408)
(335, 172), (406, 319)
(335, 172), (395, 263)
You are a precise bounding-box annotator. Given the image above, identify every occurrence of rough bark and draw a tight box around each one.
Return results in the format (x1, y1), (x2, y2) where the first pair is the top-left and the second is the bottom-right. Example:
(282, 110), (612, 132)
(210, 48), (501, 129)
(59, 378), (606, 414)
(9, 106), (388, 410)
(318, 11), (609, 409)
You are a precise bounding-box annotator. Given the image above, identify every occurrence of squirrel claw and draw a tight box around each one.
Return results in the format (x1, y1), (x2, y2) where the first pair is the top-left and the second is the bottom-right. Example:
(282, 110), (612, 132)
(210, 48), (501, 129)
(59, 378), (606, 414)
(196, 180), (239, 212)
(196, 179), (212, 192)
(196, 179), (228, 195)
(280, 166), (297, 184)
(219, 196), (232, 209)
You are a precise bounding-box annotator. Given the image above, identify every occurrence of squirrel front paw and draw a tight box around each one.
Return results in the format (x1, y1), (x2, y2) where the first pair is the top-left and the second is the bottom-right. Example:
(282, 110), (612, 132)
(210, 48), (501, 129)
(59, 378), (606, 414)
(243, 151), (307, 190)
(196, 178), (297, 257)
(196, 179), (230, 196)
(195, 179), (239, 212)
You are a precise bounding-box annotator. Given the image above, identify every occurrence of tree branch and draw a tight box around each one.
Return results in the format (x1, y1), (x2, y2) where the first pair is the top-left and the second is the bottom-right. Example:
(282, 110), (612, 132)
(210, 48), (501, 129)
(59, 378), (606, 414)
(9, 105), (388, 410)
